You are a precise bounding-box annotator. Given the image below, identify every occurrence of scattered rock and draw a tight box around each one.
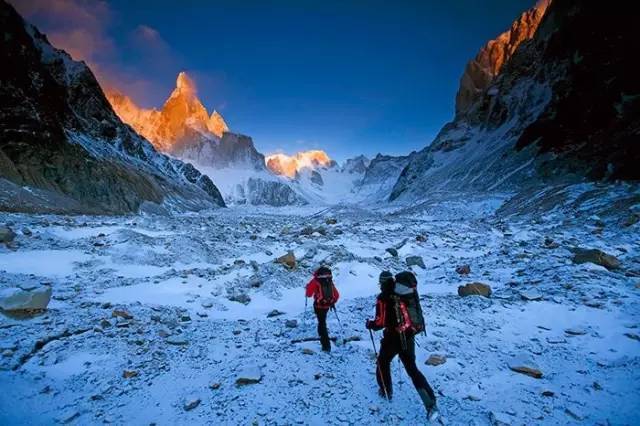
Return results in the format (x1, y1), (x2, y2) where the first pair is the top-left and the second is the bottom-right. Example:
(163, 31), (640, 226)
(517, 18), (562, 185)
(209, 383), (221, 390)
(112, 309), (133, 320)
(541, 390), (555, 397)
(572, 248), (621, 270)
(565, 408), (585, 421)
(385, 248), (398, 257)
(267, 309), (285, 318)
(325, 218), (338, 225)
(183, 397), (201, 411)
(122, 370), (138, 379)
(508, 357), (543, 379)
(543, 237), (559, 249)
(489, 411), (512, 426)
(21, 227), (32, 236)
(201, 301), (213, 309)
(275, 251), (296, 269)
(100, 319), (112, 328)
(229, 293), (251, 305)
(166, 336), (189, 346)
(592, 381), (603, 391)
(0, 226), (16, 244)
(406, 255), (426, 269)
(520, 290), (543, 301)
(455, 264), (470, 275)
(565, 328), (587, 336)
(0, 285), (52, 312)
(624, 332), (640, 342)
(302, 348), (315, 355)
(425, 354), (447, 366)
(57, 410), (80, 424)
(458, 282), (492, 298)
(285, 319), (298, 328)
(236, 365), (263, 386)
(416, 234), (427, 242)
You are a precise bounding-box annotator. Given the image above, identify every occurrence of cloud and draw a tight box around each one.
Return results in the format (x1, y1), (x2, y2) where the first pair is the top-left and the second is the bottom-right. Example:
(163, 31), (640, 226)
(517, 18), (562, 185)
(10, 0), (179, 107)
(11, 0), (113, 66)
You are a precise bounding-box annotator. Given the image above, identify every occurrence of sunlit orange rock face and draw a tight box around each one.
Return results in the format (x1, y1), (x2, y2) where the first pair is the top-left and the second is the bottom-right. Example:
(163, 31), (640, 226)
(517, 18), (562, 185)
(106, 72), (229, 152)
(455, 0), (550, 117)
(265, 150), (333, 178)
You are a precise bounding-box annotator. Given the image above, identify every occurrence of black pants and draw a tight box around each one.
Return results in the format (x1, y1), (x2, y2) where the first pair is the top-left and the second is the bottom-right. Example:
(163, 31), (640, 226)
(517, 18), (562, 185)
(376, 331), (436, 405)
(314, 306), (330, 350)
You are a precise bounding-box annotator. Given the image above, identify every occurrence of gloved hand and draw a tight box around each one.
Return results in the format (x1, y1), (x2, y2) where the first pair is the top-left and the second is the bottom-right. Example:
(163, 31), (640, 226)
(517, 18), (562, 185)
(365, 320), (373, 330)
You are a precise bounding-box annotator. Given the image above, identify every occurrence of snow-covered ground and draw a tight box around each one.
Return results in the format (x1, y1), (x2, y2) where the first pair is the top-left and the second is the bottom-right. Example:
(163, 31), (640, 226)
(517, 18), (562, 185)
(0, 183), (639, 425)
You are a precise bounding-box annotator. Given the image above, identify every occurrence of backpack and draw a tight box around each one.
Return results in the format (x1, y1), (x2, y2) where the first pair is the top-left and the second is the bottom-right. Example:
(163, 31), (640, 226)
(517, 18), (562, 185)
(395, 271), (426, 333)
(318, 277), (336, 306)
(399, 293), (425, 333)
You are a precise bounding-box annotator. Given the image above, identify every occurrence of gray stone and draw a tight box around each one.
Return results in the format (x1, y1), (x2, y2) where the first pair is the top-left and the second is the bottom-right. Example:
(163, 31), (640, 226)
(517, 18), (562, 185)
(236, 365), (262, 386)
(0, 286), (52, 311)
(285, 319), (298, 328)
(184, 397), (201, 411)
(406, 256), (426, 269)
(385, 248), (398, 257)
(572, 248), (621, 270)
(458, 282), (492, 298)
(0, 226), (16, 244)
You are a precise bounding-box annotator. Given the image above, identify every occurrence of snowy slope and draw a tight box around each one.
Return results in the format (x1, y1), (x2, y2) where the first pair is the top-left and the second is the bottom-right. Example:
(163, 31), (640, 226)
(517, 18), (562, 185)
(1, 183), (639, 424)
(390, 0), (640, 203)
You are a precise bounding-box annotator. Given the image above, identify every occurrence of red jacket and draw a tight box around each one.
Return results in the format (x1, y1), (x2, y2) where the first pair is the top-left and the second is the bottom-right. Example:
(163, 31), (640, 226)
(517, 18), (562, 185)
(306, 277), (339, 309)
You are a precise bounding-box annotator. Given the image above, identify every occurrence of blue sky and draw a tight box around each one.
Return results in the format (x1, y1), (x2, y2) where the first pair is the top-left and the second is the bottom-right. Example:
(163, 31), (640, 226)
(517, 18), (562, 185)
(15, 0), (534, 161)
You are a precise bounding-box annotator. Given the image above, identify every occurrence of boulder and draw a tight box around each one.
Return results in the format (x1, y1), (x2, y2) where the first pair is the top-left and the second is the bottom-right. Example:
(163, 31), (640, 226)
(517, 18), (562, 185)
(0, 286), (52, 311)
(122, 370), (138, 379)
(236, 365), (263, 386)
(385, 248), (398, 257)
(112, 309), (133, 320)
(406, 255), (426, 269)
(0, 226), (16, 244)
(508, 357), (543, 379)
(458, 282), (492, 298)
(285, 319), (298, 328)
(425, 354), (447, 366)
(572, 248), (621, 270)
(229, 293), (251, 305)
(267, 309), (285, 318)
(455, 264), (471, 275)
(275, 251), (296, 269)
(520, 290), (542, 301)
(183, 397), (201, 411)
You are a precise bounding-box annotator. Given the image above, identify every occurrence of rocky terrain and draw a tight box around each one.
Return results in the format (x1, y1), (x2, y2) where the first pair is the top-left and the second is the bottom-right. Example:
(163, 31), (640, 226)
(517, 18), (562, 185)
(0, 1), (225, 215)
(1, 182), (639, 425)
(391, 0), (640, 202)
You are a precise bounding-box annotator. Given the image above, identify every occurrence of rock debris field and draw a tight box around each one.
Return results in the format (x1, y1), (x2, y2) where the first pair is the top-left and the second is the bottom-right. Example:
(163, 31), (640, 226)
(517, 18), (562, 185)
(1, 184), (639, 425)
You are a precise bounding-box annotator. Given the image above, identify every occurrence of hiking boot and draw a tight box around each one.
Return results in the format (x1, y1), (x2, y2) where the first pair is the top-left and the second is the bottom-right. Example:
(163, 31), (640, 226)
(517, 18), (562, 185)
(427, 405), (440, 423)
(321, 345), (331, 352)
(417, 388), (436, 412)
(378, 388), (392, 400)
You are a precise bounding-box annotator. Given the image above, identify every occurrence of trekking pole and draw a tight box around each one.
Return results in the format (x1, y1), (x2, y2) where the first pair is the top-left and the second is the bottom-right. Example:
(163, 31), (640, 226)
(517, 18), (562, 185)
(303, 296), (308, 328)
(369, 329), (390, 400)
(331, 305), (343, 333)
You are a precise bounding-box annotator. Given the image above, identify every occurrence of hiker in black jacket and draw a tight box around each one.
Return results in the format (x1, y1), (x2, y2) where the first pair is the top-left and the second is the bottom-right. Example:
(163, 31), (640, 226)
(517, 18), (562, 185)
(366, 271), (439, 421)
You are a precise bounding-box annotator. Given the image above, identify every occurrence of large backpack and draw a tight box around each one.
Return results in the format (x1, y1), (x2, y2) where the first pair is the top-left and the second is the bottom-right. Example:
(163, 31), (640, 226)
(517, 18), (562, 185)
(395, 271), (426, 333)
(318, 277), (337, 307)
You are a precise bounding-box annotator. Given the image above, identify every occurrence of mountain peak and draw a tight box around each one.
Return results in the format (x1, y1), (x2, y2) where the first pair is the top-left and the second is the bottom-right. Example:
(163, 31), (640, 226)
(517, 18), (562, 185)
(175, 71), (196, 94)
(265, 150), (334, 178)
(455, 0), (550, 117)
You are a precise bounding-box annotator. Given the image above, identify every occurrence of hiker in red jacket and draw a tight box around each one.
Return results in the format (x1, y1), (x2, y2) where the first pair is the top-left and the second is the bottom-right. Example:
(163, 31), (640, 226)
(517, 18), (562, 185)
(305, 266), (340, 352)
(366, 271), (439, 421)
